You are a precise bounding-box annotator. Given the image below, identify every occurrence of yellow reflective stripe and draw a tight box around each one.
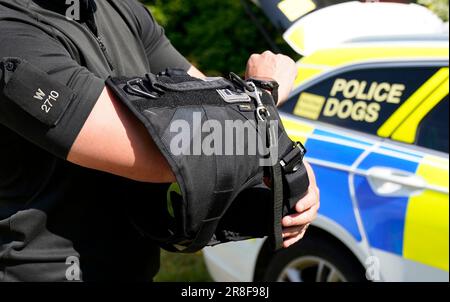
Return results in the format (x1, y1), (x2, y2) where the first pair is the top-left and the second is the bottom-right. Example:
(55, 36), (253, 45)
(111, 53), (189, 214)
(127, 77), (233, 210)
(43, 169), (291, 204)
(295, 46), (448, 86)
(378, 68), (449, 138)
(294, 67), (325, 87)
(300, 47), (449, 67)
(286, 25), (306, 54)
(403, 156), (449, 271)
(419, 156), (450, 188)
(293, 92), (326, 120)
(278, 0), (316, 22)
(282, 118), (315, 145)
(392, 80), (449, 143)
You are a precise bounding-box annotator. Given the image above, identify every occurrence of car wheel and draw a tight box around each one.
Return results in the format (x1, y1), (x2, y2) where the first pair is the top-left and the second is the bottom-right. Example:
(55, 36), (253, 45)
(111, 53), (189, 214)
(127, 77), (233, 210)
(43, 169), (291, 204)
(262, 235), (367, 282)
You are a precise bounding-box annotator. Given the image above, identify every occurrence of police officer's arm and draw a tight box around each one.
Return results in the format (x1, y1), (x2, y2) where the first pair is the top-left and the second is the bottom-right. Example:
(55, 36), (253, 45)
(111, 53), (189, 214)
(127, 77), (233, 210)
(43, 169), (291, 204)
(67, 66), (203, 184)
(0, 21), (178, 184)
(66, 55), (298, 188)
(67, 87), (176, 184)
(187, 66), (206, 78)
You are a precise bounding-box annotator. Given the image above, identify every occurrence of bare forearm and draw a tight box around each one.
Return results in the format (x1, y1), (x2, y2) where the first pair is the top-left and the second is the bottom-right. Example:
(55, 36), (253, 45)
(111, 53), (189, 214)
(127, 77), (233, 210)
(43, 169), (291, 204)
(188, 65), (206, 78)
(68, 87), (176, 183)
(67, 66), (204, 183)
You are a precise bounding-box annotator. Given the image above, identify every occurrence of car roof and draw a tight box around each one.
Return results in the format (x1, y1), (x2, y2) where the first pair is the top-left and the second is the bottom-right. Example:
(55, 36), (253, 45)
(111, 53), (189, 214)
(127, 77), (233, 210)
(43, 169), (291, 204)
(346, 34), (450, 44)
(283, 2), (446, 56)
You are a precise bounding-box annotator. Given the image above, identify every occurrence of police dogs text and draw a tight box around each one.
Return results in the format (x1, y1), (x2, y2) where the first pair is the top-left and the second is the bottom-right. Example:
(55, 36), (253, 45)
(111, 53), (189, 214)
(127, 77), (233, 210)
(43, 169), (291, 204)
(325, 78), (405, 123)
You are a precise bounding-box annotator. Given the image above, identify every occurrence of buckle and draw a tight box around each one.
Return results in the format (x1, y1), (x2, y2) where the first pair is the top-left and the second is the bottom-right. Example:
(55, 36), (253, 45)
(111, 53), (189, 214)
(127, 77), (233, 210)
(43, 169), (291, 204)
(280, 142), (307, 173)
(229, 72), (253, 92)
(125, 78), (160, 99)
(247, 77), (279, 92)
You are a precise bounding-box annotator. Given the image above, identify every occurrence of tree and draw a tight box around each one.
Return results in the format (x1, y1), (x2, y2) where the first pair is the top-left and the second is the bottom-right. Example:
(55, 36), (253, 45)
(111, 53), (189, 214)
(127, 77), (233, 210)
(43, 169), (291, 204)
(144, 0), (449, 75)
(144, 0), (293, 76)
(418, 0), (449, 21)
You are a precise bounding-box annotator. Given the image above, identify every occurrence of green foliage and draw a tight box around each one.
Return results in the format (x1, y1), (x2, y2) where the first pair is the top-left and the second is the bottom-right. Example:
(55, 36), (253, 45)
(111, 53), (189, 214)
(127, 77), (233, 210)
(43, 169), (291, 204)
(155, 251), (212, 282)
(142, 0), (449, 76)
(418, 0), (449, 21)
(144, 0), (293, 76)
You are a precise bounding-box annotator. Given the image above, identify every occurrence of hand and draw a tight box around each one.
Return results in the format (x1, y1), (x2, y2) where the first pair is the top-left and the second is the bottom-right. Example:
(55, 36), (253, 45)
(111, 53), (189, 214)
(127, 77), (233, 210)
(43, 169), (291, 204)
(245, 51), (297, 103)
(281, 161), (320, 248)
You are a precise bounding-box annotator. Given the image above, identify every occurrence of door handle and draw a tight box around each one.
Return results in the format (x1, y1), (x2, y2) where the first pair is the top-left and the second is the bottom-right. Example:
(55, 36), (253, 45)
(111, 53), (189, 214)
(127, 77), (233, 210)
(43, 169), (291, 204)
(366, 167), (426, 197)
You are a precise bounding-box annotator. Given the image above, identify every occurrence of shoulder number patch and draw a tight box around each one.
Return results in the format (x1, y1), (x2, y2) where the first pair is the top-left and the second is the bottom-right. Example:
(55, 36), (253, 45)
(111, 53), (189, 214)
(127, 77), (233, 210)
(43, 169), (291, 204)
(3, 59), (75, 127)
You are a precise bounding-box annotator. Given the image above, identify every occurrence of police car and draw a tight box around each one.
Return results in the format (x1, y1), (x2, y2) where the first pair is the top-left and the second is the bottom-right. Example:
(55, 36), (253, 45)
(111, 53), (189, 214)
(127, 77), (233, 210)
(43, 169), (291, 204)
(203, 1), (449, 282)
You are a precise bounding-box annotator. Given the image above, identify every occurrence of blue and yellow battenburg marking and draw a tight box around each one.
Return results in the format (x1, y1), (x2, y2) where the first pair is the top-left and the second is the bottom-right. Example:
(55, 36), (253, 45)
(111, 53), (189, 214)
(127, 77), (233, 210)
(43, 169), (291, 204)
(403, 155), (449, 271)
(282, 117), (367, 242)
(293, 46), (450, 87)
(279, 38), (449, 272)
(355, 149), (423, 257)
(379, 68), (449, 142)
(282, 115), (449, 272)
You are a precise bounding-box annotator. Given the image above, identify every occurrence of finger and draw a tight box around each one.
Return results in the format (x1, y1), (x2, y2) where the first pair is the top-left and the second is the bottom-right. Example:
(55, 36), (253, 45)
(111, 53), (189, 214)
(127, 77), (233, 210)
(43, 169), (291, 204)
(284, 231), (306, 248)
(282, 226), (305, 239)
(283, 206), (318, 227)
(283, 231), (307, 248)
(283, 224), (311, 239)
(283, 224), (310, 240)
(295, 189), (318, 213)
(282, 205), (319, 227)
(248, 53), (260, 61)
(276, 53), (290, 61)
(246, 54), (260, 69)
(304, 161), (317, 184)
(246, 54), (261, 78)
(262, 50), (275, 57)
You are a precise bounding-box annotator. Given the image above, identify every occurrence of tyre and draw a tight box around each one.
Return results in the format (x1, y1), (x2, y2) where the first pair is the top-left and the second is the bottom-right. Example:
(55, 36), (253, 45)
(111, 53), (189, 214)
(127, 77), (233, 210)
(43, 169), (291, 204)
(262, 234), (367, 282)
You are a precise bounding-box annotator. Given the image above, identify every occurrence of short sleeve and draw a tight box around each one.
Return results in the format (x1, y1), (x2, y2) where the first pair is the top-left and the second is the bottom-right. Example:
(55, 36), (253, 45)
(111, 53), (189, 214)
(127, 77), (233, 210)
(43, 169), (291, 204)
(0, 21), (105, 159)
(125, 0), (192, 73)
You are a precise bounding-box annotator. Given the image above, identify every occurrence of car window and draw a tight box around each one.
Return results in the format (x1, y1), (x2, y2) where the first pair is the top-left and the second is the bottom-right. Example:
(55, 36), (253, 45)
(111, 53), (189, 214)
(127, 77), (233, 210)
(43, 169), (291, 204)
(282, 67), (440, 136)
(416, 96), (449, 153)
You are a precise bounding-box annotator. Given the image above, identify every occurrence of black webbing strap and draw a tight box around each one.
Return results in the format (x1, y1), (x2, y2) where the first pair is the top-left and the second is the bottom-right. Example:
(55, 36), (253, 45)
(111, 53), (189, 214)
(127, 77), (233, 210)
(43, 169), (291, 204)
(147, 74), (234, 92)
(271, 161), (284, 250)
(271, 89), (279, 106)
(264, 111), (284, 250)
(281, 142), (306, 173)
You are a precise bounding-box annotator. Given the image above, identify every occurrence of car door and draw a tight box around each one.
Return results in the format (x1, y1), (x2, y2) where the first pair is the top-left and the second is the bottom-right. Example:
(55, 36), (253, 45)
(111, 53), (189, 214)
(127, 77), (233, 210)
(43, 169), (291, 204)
(280, 59), (448, 281)
(279, 62), (441, 253)
(353, 68), (449, 281)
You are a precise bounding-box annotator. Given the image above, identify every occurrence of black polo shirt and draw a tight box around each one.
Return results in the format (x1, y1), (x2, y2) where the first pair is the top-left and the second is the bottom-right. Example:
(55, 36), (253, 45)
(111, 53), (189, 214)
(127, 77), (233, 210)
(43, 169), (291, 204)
(0, 0), (191, 281)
